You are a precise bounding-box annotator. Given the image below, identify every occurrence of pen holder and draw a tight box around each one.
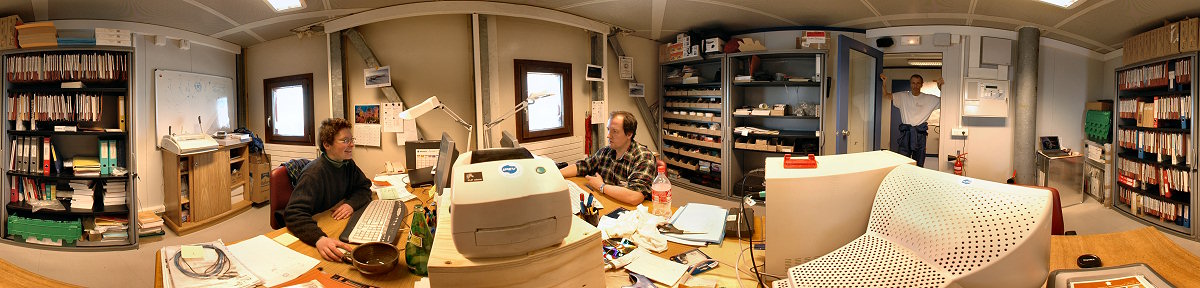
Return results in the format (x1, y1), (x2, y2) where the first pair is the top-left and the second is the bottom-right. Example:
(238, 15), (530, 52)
(579, 207), (601, 227)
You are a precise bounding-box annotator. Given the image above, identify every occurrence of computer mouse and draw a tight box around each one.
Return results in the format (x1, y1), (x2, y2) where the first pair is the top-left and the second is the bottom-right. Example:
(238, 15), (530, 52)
(1077, 254), (1102, 268)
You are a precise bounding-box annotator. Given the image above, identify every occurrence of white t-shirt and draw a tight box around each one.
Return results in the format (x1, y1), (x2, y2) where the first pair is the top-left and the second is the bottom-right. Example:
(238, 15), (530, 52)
(892, 91), (940, 125)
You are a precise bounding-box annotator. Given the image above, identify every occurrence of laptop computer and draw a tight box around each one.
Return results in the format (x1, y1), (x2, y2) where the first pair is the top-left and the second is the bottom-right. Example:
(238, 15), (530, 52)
(1040, 136), (1068, 157)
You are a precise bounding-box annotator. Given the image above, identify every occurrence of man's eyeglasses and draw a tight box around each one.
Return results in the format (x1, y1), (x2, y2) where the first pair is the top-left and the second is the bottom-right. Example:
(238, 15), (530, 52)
(336, 138), (355, 144)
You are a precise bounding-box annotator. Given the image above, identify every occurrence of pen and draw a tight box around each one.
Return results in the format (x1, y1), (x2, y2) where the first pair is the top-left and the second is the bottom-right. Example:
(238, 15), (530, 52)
(586, 193), (594, 208)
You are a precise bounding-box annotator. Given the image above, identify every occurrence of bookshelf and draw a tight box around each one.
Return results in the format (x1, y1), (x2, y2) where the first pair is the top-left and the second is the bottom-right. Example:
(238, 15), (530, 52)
(727, 50), (826, 198)
(0, 46), (137, 250)
(660, 55), (725, 196)
(1112, 52), (1196, 238)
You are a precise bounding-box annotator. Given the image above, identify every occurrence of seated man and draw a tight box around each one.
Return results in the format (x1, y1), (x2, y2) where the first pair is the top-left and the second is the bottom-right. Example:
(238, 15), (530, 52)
(560, 111), (656, 205)
(284, 118), (373, 261)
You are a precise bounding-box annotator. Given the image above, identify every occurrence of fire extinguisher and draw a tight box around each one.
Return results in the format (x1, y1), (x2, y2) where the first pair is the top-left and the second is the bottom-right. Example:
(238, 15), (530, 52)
(953, 151), (967, 176)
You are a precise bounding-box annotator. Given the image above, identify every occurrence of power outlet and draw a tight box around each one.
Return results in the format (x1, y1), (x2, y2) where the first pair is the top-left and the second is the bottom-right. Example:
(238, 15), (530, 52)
(951, 128), (969, 137)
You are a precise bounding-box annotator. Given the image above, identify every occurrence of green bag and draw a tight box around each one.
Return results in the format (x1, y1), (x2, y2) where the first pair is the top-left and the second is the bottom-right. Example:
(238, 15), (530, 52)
(405, 204), (433, 276)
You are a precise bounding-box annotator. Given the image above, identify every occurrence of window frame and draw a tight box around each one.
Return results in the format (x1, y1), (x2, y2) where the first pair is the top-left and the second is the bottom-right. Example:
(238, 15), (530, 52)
(514, 59), (573, 143)
(263, 73), (315, 146)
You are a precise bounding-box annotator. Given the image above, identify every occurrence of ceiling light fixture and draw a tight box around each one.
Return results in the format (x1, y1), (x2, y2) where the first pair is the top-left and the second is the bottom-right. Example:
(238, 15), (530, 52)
(907, 59), (942, 66)
(1036, 0), (1081, 9)
(900, 35), (921, 46)
(264, 0), (306, 12)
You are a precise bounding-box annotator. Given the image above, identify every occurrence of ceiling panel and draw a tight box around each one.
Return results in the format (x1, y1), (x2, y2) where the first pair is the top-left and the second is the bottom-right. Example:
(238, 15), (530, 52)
(194, 0), (324, 25)
(968, 19), (1021, 32)
(330, 0), (425, 9)
(558, 0), (650, 32)
(221, 31), (263, 48)
(845, 20), (886, 30)
(251, 17), (331, 42)
(0, 2), (34, 23)
(486, 0), (595, 9)
(661, 0), (796, 40)
(866, 0), (971, 15)
(974, 0), (1106, 28)
(1059, 0), (1200, 49)
(706, 0), (875, 26)
(1043, 32), (1107, 52)
(48, 0), (234, 35)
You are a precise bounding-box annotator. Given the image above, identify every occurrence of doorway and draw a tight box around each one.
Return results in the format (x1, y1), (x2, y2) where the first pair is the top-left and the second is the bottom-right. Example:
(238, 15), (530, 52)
(881, 53), (943, 169)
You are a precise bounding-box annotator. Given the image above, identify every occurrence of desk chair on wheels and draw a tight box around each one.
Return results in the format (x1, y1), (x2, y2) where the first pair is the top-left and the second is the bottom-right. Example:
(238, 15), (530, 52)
(269, 165), (294, 229)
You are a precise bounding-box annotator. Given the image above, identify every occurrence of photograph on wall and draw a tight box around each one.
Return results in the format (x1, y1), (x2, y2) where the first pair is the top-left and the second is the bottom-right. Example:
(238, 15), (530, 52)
(353, 104), (382, 146)
(629, 83), (645, 97)
(364, 66), (391, 88)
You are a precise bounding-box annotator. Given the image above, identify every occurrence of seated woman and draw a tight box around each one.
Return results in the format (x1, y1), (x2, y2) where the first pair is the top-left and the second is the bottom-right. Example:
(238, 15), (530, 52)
(284, 118), (373, 261)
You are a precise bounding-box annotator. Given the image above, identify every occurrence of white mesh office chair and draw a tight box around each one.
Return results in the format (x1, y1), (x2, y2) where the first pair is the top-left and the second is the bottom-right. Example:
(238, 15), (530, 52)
(773, 165), (1052, 288)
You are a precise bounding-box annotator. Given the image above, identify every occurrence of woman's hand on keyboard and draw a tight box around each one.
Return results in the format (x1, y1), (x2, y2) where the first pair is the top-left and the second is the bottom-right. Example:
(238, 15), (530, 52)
(332, 203), (353, 220)
(317, 236), (354, 261)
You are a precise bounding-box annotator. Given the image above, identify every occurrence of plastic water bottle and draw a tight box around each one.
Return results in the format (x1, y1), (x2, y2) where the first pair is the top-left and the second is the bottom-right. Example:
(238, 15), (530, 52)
(651, 164), (672, 217)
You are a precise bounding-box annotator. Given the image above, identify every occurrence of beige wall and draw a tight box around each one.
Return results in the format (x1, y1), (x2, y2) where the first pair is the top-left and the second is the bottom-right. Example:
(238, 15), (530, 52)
(344, 15), (475, 176)
(244, 34), (331, 147)
(492, 16), (592, 148)
(605, 34), (662, 151)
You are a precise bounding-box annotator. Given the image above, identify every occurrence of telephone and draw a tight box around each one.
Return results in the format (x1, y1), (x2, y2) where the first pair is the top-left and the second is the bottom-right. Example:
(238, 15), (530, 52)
(160, 134), (219, 155)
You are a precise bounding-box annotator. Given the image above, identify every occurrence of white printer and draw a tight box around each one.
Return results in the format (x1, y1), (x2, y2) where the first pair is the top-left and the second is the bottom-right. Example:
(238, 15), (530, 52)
(449, 147), (571, 258)
(160, 134), (219, 155)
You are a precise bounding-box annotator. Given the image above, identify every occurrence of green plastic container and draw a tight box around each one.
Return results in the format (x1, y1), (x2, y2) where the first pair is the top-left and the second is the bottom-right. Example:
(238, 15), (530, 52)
(1084, 110), (1112, 143)
(7, 215), (82, 246)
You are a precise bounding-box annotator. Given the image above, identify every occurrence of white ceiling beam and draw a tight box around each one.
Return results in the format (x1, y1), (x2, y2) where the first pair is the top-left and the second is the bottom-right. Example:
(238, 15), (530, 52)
(558, 0), (620, 10)
(181, 0), (266, 42)
(652, 0), (666, 39)
(324, 1), (612, 34)
(31, 0), (47, 21)
(966, 0), (978, 25)
(1054, 0), (1114, 28)
(210, 9), (367, 39)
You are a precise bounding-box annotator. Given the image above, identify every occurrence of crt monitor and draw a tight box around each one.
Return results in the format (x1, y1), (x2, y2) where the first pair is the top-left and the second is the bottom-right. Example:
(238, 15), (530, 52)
(500, 130), (519, 148)
(433, 132), (459, 193)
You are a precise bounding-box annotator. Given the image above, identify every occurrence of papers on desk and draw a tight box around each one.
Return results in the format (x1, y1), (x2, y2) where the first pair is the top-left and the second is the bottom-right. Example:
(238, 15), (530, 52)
(160, 240), (262, 288)
(227, 235), (320, 287)
(663, 203), (728, 245)
(372, 174), (416, 201)
(622, 248), (690, 286)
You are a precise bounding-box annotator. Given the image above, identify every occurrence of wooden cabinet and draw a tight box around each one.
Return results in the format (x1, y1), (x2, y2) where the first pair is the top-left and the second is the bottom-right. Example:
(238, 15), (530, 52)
(161, 143), (250, 235)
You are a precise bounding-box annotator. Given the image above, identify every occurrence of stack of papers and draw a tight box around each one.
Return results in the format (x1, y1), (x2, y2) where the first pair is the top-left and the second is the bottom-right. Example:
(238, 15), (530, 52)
(73, 156), (101, 176)
(103, 182), (126, 206)
(161, 240), (262, 288)
(69, 180), (94, 210)
(15, 22), (55, 48)
(138, 211), (165, 237)
(372, 174), (416, 201)
(88, 216), (129, 242)
(663, 203), (728, 245)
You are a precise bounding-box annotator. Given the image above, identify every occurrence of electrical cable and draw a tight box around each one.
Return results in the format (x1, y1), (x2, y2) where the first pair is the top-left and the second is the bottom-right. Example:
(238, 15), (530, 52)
(172, 244), (234, 279)
(738, 171), (766, 288)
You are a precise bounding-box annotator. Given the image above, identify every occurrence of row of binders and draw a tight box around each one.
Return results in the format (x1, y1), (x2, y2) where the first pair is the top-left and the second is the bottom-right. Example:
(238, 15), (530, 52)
(1119, 187), (1191, 228)
(8, 136), (61, 175)
(5, 52), (129, 82)
(1116, 130), (1189, 164)
(1117, 158), (1191, 197)
(1117, 95), (1192, 121)
(9, 176), (59, 202)
(6, 93), (106, 126)
(1118, 59), (1191, 90)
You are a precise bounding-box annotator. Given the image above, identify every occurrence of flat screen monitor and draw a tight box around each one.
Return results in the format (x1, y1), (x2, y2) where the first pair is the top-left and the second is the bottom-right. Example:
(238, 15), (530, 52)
(433, 132), (459, 194)
(500, 131), (519, 148)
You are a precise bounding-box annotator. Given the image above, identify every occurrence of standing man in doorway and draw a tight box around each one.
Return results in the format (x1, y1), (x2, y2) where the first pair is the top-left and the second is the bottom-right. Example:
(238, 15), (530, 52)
(559, 111), (656, 206)
(881, 73), (943, 167)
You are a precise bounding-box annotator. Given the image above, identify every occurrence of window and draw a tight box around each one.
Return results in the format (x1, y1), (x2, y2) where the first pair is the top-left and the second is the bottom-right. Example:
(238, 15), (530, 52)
(515, 59), (573, 142)
(264, 74), (314, 145)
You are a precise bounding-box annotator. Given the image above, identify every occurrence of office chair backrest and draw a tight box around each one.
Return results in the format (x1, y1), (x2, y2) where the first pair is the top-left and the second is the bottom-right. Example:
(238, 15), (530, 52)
(869, 165), (1053, 288)
(269, 165), (295, 229)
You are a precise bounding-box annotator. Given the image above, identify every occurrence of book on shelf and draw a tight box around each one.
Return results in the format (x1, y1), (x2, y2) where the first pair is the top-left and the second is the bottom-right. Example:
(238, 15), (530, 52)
(14, 21), (55, 49)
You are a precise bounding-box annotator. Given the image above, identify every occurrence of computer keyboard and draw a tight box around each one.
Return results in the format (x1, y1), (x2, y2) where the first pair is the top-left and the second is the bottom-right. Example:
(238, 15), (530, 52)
(339, 200), (405, 244)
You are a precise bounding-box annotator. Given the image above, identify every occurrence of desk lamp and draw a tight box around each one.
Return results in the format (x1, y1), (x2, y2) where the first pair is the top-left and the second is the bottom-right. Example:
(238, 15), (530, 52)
(399, 96), (474, 150)
(482, 91), (555, 148)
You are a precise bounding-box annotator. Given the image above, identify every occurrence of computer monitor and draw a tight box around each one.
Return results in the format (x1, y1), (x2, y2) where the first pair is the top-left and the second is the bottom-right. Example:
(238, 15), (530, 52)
(405, 140), (440, 187)
(433, 132), (459, 194)
(500, 131), (519, 148)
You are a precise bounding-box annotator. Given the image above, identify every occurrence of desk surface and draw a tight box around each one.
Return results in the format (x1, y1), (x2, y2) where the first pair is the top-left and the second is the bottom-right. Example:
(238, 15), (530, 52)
(154, 177), (765, 287)
(1050, 227), (1200, 287)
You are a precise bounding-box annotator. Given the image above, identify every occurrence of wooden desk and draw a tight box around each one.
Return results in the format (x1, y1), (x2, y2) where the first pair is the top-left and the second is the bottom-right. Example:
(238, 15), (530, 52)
(154, 177), (764, 287)
(1050, 227), (1200, 286)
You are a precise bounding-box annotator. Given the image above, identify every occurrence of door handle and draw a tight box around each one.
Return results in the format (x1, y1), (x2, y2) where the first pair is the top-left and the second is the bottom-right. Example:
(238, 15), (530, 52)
(841, 129), (849, 137)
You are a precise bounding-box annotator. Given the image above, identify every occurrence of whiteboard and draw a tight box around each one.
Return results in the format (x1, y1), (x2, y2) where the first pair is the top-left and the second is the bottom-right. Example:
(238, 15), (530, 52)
(154, 70), (236, 144)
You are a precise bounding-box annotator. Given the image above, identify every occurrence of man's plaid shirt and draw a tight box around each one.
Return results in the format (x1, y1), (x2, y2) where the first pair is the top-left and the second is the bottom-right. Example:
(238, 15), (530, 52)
(575, 141), (656, 201)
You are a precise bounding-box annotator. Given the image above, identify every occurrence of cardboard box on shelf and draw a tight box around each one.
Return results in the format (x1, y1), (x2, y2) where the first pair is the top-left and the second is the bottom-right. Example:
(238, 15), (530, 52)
(1085, 101), (1113, 111)
(248, 153), (271, 204)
